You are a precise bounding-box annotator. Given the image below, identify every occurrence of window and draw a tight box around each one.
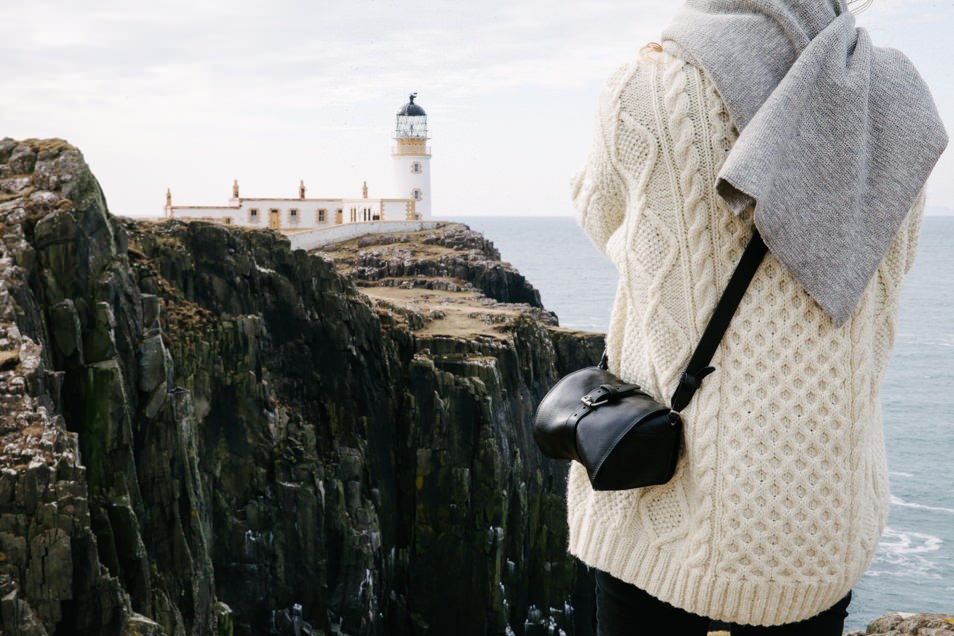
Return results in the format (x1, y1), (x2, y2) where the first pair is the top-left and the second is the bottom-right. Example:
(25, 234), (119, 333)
(318, 208), (327, 223)
(289, 208), (299, 223)
(412, 188), (423, 201)
(410, 161), (423, 174)
(249, 208), (259, 223)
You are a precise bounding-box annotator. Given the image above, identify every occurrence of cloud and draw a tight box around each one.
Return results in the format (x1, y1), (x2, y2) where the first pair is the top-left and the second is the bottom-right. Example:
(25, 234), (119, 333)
(3, 0), (950, 216)
(1, 0), (675, 109)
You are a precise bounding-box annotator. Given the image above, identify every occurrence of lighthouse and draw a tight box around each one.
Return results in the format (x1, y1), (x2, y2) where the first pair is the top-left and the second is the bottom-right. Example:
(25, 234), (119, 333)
(393, 93), (431, 219)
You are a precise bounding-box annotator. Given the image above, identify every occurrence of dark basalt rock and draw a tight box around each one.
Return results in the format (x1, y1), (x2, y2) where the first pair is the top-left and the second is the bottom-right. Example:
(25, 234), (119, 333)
(0, 138), (602, 635)
(326, 223), (550, 311)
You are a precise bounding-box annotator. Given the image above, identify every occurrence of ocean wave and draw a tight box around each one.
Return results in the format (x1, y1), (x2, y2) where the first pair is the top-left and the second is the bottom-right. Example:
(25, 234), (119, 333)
(890, 495), (954, 514)
(889, 471), (914, 478)
(867, 528), (943, 578)
(879, 527), (942, 555)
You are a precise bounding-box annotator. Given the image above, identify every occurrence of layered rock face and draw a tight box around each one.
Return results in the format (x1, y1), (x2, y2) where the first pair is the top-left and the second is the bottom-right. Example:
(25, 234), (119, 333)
(0, 138), (602, 635)
(845, 613), (954, 636)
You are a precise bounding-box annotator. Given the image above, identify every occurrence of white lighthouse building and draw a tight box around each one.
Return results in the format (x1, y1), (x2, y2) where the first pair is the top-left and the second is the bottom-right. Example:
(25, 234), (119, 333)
(392, 93), (432, 219)
(163, 92), (435, 227)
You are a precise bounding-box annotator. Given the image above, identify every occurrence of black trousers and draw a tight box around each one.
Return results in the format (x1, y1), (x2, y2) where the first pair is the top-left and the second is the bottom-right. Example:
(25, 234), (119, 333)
(595, 570), (851, 636)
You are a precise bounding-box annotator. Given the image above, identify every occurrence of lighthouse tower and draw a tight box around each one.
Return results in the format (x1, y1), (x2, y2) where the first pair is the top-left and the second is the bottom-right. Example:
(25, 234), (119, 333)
(393, 93), (431, 219)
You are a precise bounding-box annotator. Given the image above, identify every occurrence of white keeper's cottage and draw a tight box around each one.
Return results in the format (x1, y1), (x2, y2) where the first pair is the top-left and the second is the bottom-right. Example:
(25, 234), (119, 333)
(163, 93), (433, 230)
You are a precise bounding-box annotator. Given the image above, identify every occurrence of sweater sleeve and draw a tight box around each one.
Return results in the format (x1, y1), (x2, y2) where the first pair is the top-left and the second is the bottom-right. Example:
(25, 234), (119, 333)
(571, 64), (634, 256)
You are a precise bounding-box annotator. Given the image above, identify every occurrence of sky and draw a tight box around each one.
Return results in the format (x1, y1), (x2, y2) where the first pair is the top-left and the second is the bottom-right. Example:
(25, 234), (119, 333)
(3, 0), (952, 218)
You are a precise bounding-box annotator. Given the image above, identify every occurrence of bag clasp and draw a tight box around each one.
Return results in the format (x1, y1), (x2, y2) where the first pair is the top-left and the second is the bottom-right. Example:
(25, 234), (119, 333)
(580, 382), (640, 408)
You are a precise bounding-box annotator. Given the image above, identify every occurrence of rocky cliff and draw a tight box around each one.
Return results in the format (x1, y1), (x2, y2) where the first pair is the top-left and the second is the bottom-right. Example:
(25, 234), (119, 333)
(0, 138), (603, 635)
(845, 613), (954, 635)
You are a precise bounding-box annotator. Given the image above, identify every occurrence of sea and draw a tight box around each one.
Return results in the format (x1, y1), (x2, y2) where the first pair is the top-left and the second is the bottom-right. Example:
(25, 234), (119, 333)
(454, 215), (954, 632)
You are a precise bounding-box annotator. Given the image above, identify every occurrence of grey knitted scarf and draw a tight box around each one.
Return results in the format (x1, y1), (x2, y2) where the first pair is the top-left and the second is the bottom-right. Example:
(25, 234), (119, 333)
(662, 0), (948, 325)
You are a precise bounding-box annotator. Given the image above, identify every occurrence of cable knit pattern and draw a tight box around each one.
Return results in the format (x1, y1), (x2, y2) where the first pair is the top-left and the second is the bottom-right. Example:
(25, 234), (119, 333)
(568, 50), (925, 626)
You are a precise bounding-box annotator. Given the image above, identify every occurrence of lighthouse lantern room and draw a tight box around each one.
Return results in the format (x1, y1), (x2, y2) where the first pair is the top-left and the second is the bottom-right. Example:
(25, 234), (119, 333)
(393, 93), (432, 219)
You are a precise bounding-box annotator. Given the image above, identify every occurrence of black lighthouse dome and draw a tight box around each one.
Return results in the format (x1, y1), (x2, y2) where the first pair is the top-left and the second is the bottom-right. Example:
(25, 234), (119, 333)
(397, 93), (427, 116)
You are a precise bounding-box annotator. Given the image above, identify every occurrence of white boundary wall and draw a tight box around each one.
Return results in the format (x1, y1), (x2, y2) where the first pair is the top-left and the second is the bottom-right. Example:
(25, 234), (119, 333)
(288, 220), (444, 251)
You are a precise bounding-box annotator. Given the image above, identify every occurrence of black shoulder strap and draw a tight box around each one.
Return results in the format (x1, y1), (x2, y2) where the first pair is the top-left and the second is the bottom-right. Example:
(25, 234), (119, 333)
(668, 229), (767, 411)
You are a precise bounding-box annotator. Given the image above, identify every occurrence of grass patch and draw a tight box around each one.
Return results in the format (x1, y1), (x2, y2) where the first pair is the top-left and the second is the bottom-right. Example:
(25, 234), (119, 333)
(0, 191), (26, 204)
(0, 349), (19, 370)
(22, 138), (73, 155)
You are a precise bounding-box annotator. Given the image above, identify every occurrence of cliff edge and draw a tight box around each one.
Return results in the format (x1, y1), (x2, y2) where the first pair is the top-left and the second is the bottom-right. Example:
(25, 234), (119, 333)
(0, 138), (602, 635)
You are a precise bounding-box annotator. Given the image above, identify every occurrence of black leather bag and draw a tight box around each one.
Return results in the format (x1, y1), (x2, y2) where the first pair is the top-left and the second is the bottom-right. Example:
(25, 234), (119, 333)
(533, 355), (681, 490)
(532, 230), (767, 491)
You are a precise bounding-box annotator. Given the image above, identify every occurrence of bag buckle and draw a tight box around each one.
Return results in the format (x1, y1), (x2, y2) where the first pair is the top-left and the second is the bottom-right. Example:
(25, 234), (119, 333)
(580, 383), (639, 408)
(580, 394), (607, 408)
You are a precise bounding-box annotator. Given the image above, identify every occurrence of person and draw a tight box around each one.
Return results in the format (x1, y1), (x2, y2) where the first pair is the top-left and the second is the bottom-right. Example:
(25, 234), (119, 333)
(568, 1), (948, 634)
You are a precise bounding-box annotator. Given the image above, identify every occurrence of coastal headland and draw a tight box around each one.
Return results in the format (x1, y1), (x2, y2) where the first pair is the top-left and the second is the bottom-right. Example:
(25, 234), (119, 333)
(0, 138), (601, 635)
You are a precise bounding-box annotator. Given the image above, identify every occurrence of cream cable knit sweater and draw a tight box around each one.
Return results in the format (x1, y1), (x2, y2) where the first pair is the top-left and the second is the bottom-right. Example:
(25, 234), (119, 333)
(568, 50), (924, 627)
